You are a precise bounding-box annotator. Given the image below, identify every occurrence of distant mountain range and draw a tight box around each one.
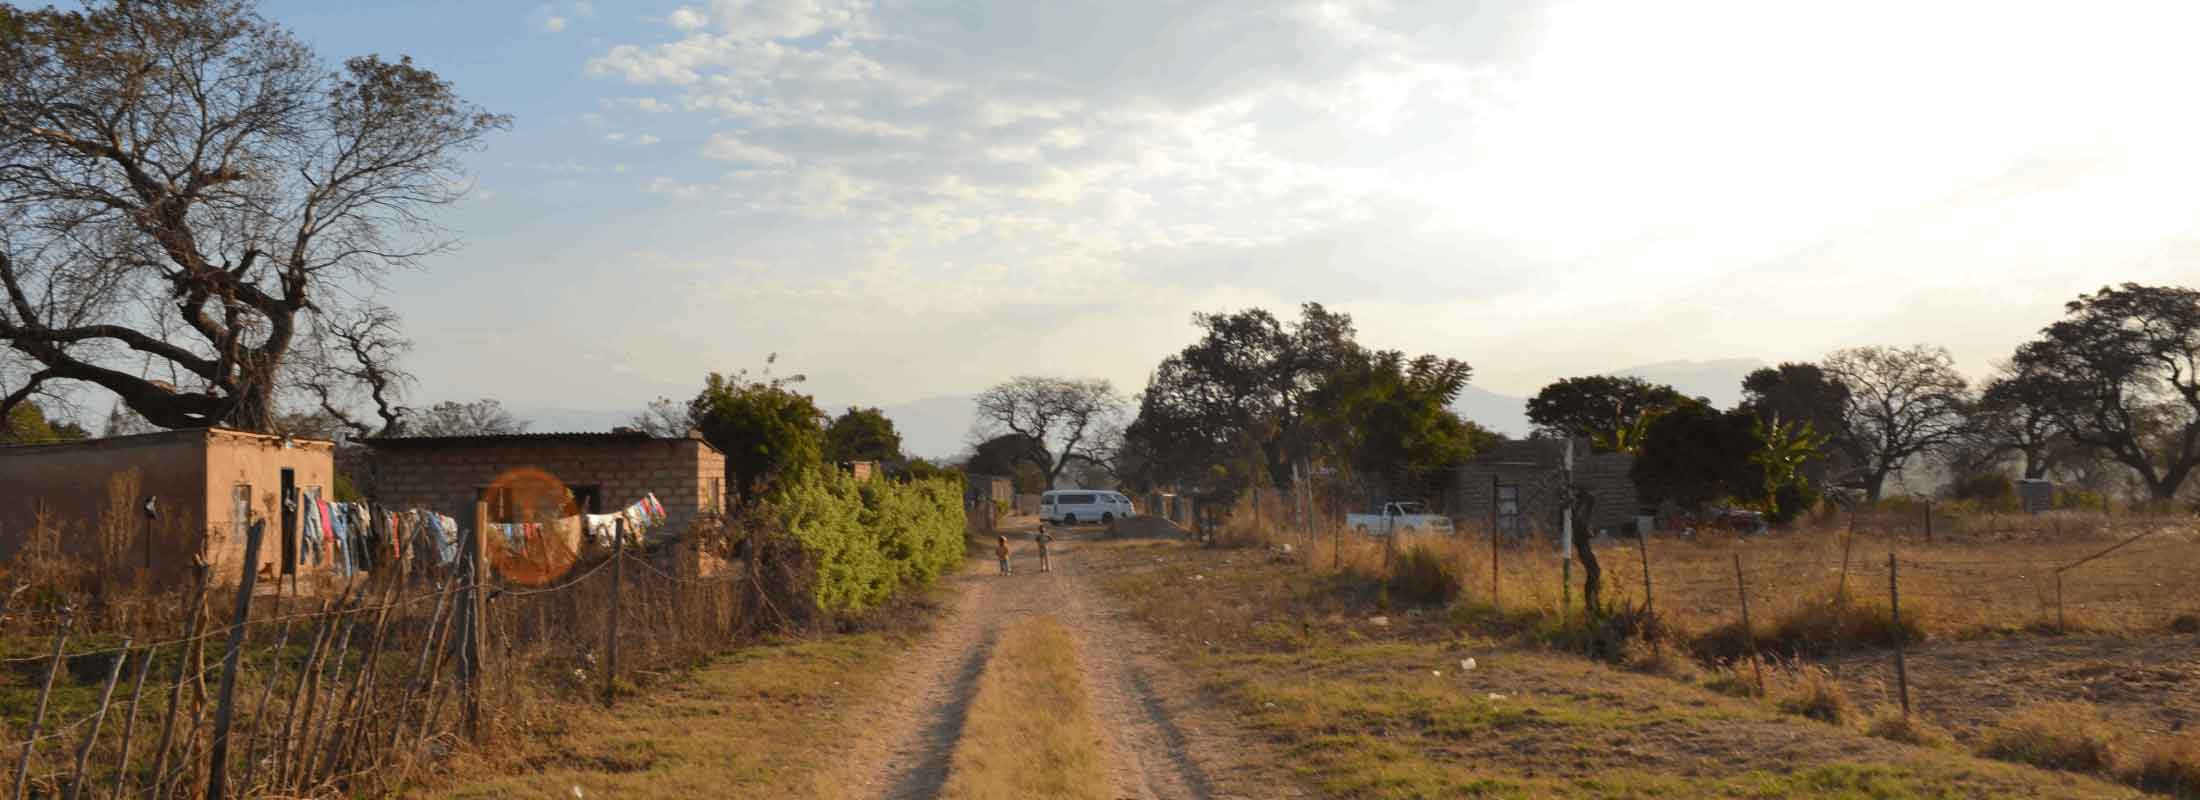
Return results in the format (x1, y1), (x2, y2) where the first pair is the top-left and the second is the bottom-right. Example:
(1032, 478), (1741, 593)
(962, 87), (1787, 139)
(507, 357), (1769, 463)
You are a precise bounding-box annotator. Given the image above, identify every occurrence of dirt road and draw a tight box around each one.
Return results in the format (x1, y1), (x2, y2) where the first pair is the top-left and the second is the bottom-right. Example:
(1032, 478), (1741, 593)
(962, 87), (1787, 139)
(829, 525), (1285, 799)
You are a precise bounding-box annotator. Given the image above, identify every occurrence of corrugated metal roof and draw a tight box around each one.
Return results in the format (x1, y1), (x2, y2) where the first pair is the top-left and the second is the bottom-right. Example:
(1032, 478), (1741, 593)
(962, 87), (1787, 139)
(362, 430), (722, 454)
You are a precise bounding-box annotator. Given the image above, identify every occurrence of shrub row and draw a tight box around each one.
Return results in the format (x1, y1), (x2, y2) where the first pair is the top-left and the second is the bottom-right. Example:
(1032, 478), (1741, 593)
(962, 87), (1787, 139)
(774, 469), (967, 613)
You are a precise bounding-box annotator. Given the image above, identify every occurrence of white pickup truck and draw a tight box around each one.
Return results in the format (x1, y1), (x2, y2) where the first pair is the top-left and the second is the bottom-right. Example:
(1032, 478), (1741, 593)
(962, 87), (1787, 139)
(1347, 502), (1455, 536)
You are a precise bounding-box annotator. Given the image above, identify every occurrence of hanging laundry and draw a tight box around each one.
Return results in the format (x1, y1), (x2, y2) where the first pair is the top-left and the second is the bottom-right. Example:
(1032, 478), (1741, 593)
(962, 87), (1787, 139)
(317, 495), (336, 570)
(584, 514), (621, 547)
(437, 514), (462, 566)
(299, 489), (325, 567)
(329, 502), (354, 577)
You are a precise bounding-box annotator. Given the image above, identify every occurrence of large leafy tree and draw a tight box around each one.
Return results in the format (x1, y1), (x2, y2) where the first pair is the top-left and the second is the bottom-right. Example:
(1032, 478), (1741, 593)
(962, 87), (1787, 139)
(2007, 283), (2200, 502)
(963, 432), (1051, 486)
(1824, 345), (1972, 502)
(1525, 375), (1690, 452)
(1739, 362), (1852, 488)
(688, 369), (826, 508)
(0, 0), (505, 432)
(1305, 350), (1478, 500)
(1631, 403), (1765, 513)
(1962, 361), (2083, 481)
(971, 376), (1125, 489)
(824, 406), (902, 464)
(1122, 303), (1360, 493)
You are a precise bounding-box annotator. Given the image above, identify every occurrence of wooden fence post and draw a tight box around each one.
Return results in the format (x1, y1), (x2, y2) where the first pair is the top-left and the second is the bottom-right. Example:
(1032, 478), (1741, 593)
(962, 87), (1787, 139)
(148, 565), (209, 799)
(68, 636), (130, 800)
(12, 610), (74, 800)
(2055, 570), (2066, 634)
(206, 520), (265, 800)
(606, 518), (626, 706)
(464, 500), (488, 743)
(1637, 531), (1658, 658)
(1837, 524), (1856, 607)
(1490, 526), (1501, 614)
(111, 640), (157, 799)
(1889, 552), (1910, 715)
(1636, 531), (1654, 615)
(1733, 554), (1763, 696)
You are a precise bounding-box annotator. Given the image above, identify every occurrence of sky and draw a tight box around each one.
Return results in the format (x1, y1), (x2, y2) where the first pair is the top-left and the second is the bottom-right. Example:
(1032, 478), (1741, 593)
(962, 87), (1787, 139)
(259, 0), (2200, 427)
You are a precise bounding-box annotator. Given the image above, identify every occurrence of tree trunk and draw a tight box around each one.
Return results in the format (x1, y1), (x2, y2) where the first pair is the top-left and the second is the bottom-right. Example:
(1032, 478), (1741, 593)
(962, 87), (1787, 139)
(1572, 489), (1601, 615)
(1863, 471), (1888, 504)
(1574, 526), (1601, 615)
(223, 352), (281, 433)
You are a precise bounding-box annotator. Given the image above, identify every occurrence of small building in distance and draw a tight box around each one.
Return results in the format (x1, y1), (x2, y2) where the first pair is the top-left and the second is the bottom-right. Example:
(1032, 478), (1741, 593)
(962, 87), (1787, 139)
(0, 427), (334, 587)
(1450, 438), (1640, 538)
(966, 474), (1013, 509)
(360, 430), (728, 534)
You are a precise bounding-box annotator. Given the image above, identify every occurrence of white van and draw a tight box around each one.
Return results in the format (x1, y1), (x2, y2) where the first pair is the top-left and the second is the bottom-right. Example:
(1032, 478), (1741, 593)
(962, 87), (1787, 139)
(1041, 490), (1136, 525)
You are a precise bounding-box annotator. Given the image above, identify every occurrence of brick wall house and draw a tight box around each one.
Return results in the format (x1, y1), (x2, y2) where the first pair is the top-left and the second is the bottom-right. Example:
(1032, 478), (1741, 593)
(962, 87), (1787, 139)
(0, 427), (335, 587)
(359, 431), (727, 535)
(1450, 438), (1641, 537)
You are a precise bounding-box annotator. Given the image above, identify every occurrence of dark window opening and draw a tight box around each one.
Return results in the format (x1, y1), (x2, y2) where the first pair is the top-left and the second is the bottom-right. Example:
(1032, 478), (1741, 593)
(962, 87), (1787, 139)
(280, 468), (297, 574)
(568, 485), (602, 515)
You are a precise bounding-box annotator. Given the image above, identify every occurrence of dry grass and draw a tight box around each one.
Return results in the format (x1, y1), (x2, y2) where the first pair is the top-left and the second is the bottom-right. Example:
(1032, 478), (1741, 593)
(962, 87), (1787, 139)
(1228, 513), (2200, 653)
(2121, 734), (2200, 799)
(1976, 701), (2119, 774)
(425, 631), (917, 799)
(1082, 537), (2145, 798)
(1774, 665), (1853, 724)
(1866, 710), (1952, 748)
(942, 616), (1108, 800)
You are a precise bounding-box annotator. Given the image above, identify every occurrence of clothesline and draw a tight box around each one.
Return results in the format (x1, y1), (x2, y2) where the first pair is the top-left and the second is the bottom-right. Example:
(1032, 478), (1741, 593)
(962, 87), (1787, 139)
(293, 491), (673, 579)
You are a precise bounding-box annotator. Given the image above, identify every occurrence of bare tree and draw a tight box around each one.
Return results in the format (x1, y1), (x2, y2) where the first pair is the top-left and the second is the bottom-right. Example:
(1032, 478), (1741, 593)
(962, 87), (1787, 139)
(629, 396), (693, 438)
(1824, 344), (1972, 502)
(405, 399), (526, 437)
(292, 303), (412, 437)
(0, 0), (506, 432)
(972, 376), (1126, 489)
(2008, 283), (2200, 502)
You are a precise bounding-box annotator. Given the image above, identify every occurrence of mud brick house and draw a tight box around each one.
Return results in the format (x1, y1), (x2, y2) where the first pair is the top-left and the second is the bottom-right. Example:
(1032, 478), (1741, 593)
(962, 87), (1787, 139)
(361, 430), (728, 534)
(1451, 438), (1641, 538)
(0, 427), (334, 587)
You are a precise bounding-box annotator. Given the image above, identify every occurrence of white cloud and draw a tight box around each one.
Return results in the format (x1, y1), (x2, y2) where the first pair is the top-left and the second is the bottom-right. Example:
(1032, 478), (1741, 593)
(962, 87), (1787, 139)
(700, 133), (791, 166)
(556, 0), (2200, 405)
(634, 133), (661, 146)
(667, 6), (708, 31)
(542, 15), (568, 32)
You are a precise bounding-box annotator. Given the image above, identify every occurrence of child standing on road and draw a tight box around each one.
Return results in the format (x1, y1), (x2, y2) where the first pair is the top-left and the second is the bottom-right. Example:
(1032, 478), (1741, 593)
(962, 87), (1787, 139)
(1035, 524), (1053, 573)
(996, 534), (1012, 575)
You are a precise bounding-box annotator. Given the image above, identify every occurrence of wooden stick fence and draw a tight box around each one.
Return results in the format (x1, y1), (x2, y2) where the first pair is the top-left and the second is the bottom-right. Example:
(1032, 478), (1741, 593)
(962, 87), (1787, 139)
(0, 490), (755, 799)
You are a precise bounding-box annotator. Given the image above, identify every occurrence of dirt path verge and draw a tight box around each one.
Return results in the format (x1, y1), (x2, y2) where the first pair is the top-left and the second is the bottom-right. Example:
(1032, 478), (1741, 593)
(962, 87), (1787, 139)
(830, 524), (1296, 799)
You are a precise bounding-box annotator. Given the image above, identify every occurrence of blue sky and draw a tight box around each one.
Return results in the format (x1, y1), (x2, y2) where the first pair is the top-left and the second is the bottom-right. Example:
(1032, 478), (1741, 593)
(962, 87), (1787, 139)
(254, 0), (2200, 432)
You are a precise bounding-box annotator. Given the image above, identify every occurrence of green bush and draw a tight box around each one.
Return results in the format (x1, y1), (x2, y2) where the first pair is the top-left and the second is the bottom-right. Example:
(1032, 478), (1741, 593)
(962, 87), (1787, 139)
(774, 468), (966, 614)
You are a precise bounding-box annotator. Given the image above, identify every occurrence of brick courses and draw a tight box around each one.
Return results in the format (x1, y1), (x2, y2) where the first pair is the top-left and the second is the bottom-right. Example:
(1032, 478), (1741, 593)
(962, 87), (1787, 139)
(361, 431), (727, 535)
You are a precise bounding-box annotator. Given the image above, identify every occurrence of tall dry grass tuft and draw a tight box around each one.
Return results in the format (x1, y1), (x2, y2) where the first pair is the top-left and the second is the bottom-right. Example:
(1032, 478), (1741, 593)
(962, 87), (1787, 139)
(2121, 735), (2200, 799)
(1976, 701), (2119, 774)
(1387, 544), (1462, 605)
(1772, 664), (1851, 724)
(1865, 709), (1952, 748)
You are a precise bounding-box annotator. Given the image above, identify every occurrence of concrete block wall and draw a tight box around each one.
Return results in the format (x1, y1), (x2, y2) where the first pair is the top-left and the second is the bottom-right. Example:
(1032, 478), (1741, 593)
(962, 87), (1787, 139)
(1451, 438), (1640, 534)
(365, 436), (727, 536)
